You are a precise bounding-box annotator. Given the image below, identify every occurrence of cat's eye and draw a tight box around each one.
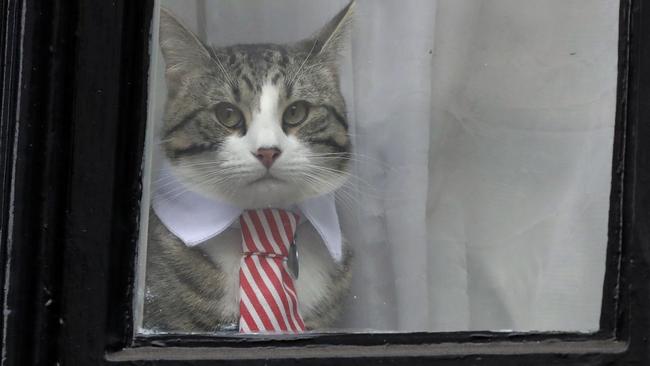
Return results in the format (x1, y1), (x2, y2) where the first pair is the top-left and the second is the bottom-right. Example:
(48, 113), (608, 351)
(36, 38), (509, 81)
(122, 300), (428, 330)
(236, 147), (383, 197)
(282, 101), (310, 126)
(215, 102), (244, 128)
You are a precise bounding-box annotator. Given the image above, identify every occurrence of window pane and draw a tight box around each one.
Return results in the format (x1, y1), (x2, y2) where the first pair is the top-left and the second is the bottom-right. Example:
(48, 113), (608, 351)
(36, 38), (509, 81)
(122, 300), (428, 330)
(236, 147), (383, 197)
(134, 0), (620, 334)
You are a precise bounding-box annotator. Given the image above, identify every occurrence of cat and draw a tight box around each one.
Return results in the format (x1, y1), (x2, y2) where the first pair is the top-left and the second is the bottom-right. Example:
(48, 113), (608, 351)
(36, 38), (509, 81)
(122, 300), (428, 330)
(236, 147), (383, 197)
(143, 2), (355, 333)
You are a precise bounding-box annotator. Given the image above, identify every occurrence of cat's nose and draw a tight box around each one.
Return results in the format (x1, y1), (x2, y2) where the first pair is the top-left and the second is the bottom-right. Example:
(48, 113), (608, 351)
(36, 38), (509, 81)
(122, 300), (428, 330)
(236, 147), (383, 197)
(254, 147), (282, 168)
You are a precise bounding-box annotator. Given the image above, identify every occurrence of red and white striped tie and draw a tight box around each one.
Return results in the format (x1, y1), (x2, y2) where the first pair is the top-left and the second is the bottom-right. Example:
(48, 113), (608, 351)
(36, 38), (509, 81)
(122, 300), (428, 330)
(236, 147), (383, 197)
(238, 208), (306, 333)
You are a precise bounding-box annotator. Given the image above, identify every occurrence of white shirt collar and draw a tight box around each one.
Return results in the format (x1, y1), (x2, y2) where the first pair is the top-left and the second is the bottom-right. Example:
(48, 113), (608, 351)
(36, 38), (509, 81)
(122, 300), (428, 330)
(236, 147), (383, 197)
(151, 159), (343, 262)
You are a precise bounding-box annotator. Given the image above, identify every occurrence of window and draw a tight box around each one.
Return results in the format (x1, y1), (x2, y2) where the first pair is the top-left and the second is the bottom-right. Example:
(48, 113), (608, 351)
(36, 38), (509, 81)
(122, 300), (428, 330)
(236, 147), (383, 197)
(1, 0), (649, 365)
(139, 0), (619, 335)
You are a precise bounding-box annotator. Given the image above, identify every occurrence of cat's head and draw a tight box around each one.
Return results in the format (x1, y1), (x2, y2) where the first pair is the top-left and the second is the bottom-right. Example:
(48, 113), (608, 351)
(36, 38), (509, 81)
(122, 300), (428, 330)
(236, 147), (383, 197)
(158, 2), (354, 209)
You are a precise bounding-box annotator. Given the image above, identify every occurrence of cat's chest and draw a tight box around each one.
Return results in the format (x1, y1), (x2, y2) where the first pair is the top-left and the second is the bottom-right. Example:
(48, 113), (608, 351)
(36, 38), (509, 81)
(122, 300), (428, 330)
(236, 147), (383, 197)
(197, 222), (340, 320)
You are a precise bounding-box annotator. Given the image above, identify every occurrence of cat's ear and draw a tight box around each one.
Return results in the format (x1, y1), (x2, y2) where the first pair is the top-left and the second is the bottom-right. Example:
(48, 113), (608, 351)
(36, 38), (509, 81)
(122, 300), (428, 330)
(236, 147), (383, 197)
(159, 8), (212, 87)
(301, 0), (355, 62)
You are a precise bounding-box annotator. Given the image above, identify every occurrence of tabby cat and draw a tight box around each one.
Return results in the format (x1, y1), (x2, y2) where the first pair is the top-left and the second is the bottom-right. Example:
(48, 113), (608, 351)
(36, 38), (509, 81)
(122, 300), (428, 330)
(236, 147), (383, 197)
(143, 2), (355, 332)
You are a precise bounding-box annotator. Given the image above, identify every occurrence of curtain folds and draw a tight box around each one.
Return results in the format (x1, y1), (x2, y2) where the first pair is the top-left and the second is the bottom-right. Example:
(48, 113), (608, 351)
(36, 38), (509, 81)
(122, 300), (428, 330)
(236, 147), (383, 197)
(157, 0), (619, 332)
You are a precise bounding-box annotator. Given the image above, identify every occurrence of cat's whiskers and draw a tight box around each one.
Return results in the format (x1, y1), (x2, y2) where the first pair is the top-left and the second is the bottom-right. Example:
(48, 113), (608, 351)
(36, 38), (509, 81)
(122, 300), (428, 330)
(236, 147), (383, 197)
(154, 171), (232, 200)
(288, 40), (318, 88)
(300, 170), (386, 216)
(209, 50), (236, 89)
(152, 163), (244, 192)
(295, 171), (361, 214)
(302, 163), (389, 200)
(152, 163), (234, 184)
(306, 152), (392, 170)
(292, 61), (328, 81)
(303, 163), (373, 188)
(308, 156), (391, 172)
(162, 169), (247, 201)
(168, 161), (230, 169)
(159, 154), (392, 206)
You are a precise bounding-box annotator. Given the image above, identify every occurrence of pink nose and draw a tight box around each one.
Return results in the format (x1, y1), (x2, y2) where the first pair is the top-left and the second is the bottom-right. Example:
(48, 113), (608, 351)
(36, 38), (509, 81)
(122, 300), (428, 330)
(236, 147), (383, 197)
(254, 147), (281, 168)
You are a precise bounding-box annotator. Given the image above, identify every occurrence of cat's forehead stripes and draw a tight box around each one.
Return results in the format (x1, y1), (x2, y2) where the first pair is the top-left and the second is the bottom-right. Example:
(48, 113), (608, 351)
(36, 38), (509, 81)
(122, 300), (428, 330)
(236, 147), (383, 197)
(216, 45), (294, 96)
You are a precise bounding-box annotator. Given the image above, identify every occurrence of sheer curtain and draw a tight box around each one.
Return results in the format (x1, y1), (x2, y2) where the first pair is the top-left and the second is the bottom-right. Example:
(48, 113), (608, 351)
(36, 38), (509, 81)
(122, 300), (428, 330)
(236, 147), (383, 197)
(154, 0), (619, 332)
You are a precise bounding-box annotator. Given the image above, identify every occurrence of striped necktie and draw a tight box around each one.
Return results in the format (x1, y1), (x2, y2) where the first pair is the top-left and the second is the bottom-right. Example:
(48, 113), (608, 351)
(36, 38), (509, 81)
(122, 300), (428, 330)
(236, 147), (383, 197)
(238, 208), (306, 333)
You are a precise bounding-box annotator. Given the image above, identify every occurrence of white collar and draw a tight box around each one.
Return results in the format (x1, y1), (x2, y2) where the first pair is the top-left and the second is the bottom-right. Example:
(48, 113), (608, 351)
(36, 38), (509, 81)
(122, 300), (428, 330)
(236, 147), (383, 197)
(151, 159), (343, 262)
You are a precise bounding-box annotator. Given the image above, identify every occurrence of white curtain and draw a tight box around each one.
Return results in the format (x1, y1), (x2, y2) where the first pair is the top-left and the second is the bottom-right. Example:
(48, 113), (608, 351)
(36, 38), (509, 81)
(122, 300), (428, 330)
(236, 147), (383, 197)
(154, 0), (619, 332)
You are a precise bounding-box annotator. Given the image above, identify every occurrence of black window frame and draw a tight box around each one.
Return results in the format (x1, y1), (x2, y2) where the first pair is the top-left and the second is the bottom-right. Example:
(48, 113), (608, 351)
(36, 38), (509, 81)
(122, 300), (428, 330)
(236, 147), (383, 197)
(1, 0), (648, 364)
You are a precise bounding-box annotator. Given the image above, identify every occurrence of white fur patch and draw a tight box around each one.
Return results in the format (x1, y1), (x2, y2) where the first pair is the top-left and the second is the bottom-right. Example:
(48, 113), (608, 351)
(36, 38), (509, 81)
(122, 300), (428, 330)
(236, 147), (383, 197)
(247, 82), (283, 149)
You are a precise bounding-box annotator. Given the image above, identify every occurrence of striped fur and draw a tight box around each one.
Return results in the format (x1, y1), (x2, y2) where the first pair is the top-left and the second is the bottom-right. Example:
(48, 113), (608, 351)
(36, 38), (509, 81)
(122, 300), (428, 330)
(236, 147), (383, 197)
(144, 2), (355, 333)
(157, 4), (353, 208)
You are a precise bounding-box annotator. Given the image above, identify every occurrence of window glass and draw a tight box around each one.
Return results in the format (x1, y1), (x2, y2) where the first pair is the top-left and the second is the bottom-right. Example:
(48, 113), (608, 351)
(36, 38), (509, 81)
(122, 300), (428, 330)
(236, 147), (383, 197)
(135, 0), (620, 334)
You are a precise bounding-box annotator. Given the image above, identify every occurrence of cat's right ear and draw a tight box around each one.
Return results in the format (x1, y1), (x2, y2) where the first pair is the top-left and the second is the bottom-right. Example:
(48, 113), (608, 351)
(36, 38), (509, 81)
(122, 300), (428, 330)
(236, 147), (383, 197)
(299, 0), (355, 63)
(159, 8), (212, 90)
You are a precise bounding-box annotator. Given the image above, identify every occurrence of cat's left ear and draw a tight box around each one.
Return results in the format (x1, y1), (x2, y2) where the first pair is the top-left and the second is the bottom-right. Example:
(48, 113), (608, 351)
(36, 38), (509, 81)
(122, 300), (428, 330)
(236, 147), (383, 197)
(301, 0), (355, 62)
